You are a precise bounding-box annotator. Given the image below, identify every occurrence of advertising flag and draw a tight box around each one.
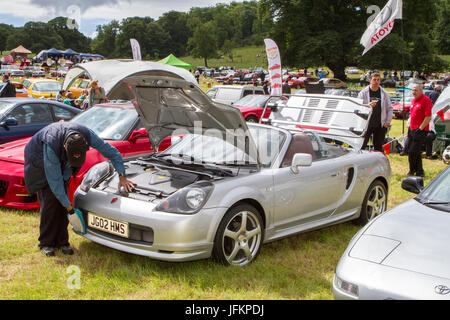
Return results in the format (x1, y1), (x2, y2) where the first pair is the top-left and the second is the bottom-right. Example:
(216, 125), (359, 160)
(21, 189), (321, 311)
(264, 38), (282, 97)
(130, 38), (142, 61)
(360, 0), (402, 55)
(437, 109), (445, 122)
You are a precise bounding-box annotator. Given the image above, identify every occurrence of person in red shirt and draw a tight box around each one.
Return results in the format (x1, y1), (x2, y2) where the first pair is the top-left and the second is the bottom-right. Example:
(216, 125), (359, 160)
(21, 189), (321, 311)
(407, 84), (432, 177)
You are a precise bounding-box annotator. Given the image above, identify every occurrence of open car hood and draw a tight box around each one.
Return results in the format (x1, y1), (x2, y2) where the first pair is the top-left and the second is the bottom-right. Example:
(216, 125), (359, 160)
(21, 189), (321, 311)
(62, 59), (198, 101)
(265, 94), (372, 150)
(124, 75), (259, 161)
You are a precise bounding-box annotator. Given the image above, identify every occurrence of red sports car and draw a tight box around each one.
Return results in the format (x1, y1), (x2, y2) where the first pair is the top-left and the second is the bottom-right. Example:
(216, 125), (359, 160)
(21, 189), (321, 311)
(232, 94), (288, 123)
(392, 96), (414, 119)
(288, 77), (319, 89)
(0, 103), (171, 210)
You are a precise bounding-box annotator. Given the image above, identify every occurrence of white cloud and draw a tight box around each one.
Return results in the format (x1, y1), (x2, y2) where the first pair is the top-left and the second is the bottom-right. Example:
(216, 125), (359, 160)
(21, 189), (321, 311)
(3, 0), (241, 21)
(0, 0), (48, 20)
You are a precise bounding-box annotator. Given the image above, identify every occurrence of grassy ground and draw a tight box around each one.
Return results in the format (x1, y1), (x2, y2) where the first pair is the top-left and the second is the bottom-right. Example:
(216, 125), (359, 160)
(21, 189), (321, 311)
(0, 116), (446, 300)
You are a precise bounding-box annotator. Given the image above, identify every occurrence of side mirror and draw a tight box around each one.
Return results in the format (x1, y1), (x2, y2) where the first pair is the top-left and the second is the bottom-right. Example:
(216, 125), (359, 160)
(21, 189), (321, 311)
(401, 176), (424, 194)
(291, 153), (312, 174)
(128, 127), (148, 143)
(1, 118), (19, 128)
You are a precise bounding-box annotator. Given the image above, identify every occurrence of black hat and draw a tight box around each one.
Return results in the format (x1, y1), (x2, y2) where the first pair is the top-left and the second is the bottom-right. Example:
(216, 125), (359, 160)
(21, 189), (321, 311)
(65, 134), (89, 168)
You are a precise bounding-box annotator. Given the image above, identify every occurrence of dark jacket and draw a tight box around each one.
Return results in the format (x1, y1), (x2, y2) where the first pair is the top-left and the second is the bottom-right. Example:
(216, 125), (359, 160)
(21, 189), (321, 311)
(429, 90), (441, 105)
(282, 83), (291, 94)
(0, 81), (16, 97)
(24, 122), (92, 195)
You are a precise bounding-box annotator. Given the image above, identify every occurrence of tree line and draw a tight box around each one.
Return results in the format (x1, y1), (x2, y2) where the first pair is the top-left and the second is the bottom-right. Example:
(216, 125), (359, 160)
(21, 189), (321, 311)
(0, 0), (448, 79)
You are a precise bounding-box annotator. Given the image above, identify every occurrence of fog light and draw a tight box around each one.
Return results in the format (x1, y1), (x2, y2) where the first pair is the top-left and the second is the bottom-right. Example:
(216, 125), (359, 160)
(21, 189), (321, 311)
(336, 276), (359, 298)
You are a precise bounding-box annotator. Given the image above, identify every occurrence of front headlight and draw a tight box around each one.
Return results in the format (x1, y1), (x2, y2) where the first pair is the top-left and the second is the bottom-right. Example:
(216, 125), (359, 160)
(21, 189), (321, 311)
(335, 276), (359, 298)
(155, 182), (214, 214)
(80, 162), (112, 192)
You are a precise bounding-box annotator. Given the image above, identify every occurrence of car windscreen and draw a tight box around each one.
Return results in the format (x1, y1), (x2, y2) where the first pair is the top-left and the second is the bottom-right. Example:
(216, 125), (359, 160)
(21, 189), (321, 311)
(215, 88), (242, 101)
(70, 106), (137, 140)
(417, 168), (450, 211)
(234, 95), (268, 108)
(33, 82), (62, 92)
(0, 101), (14, 118)
(160, 125), (285, 167)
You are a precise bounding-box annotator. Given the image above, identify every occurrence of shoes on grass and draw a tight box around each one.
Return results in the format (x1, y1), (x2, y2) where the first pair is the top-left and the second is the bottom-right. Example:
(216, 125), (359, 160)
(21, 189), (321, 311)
(61, 245), (74, 255)
(41, 247), (55, 257)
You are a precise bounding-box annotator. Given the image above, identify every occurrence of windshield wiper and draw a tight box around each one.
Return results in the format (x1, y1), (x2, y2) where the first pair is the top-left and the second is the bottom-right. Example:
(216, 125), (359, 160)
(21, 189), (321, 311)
(183, 162), (235, 177)
(213, 161), (258, 167)
(146, 154), (234, 177)
(423, 201), (450, 205)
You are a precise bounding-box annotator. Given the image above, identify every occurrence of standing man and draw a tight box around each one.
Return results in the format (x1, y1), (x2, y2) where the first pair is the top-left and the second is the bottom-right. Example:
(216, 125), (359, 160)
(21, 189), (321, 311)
(24, 122), (135, 256)
(359, 73), (365, 87)
(429, 85), (441, 105)
(358, 73), (393, 152)
(282, 79), (291, 94)
(0, 75), (16, 97)
(262, 81), (270, 95)
(407, 84), (432, 176)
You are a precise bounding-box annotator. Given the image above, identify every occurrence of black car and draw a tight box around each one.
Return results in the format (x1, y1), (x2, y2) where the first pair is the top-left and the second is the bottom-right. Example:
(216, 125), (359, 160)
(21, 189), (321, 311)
(381, 78), (397, 88)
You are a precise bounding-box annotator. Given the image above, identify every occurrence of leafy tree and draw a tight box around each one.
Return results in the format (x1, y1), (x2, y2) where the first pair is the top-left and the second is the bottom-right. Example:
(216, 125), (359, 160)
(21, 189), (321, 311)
(188, 21), (219, 67)
(260, 0), (446, 79)
(6, 22), (64, 54)
(90, 20), (120, 58)
(158, 11), (191, 56)
(48, 17), (91, 53)
(0, 23), (14, 53)
(434, 0), (450, 55)
(222, 39), (237, 62)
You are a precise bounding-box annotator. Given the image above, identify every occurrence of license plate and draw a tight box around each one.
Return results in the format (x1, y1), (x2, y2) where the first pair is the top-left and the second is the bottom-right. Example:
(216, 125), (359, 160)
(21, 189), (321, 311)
(87, 213), (129, 238)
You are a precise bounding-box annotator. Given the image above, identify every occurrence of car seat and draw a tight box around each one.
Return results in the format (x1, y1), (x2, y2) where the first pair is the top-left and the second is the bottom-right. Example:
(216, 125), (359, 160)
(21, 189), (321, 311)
(282, 133), (316, 167)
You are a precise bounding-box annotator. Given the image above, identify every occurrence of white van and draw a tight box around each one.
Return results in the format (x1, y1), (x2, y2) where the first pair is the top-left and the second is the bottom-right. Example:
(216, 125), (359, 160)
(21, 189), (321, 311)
(206, 85), (265, 105)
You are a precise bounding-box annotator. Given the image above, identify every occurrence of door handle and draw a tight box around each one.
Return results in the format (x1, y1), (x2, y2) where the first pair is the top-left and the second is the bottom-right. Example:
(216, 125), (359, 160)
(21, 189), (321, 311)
(331, 172), (340, 177)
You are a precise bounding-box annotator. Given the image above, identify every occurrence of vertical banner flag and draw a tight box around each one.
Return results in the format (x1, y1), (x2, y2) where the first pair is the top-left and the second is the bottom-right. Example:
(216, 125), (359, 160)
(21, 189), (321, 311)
(264, 38), (282, 97)
(130, 38), (142, 61)
(437, 109), (445, 122)
(360, 0), (402, 55)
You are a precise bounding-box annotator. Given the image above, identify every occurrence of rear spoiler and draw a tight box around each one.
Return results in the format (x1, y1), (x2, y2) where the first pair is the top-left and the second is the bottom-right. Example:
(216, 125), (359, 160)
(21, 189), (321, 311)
(260, 94), (372, 150)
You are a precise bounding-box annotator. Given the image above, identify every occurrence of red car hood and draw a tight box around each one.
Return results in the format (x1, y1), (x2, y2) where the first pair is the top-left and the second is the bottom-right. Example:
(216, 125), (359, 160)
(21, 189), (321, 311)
(0, 137), (31, 164)
(234, 105), (262, 112)
(392, 102), (411, 110)
(0, 137), (122, 166)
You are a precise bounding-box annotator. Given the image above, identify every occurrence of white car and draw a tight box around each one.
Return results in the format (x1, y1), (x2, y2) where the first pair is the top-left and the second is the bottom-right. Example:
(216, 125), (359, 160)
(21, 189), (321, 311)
(206, 85), (265, 105)
(346, 67), (359, 74)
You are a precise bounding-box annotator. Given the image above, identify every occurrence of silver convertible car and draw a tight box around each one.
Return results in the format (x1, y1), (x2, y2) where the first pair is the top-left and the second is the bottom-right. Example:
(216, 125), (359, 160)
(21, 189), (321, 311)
(73, 67), (391, 266)
(333, 166), (450, 300)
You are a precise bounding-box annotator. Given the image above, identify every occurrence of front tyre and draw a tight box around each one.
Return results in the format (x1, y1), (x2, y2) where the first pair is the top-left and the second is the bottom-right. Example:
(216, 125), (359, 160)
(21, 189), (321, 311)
(245, 115), (259, 123)
(355, 180), (387, 225)
(213, 204), (264, 266)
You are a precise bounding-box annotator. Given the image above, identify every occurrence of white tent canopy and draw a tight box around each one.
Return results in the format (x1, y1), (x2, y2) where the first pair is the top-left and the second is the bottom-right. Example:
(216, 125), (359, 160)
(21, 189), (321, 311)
(63, 59), (197, 101)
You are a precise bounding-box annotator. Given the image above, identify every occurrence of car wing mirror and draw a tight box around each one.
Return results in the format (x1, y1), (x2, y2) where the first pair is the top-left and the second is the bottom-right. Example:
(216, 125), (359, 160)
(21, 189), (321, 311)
(401, 176), (424, 194)
(291, 153), (312, 174)
(128, 127), (148, 143)
(1, 118), (19, 128)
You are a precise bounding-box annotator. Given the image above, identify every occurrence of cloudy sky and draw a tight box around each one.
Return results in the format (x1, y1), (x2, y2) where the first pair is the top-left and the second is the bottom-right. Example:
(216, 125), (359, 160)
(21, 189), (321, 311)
(0, 0), (243, 38)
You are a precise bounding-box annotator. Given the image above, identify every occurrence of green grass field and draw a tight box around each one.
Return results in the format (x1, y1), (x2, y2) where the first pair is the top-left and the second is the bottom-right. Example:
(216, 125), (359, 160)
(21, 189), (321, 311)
(0, 116), (447, 300)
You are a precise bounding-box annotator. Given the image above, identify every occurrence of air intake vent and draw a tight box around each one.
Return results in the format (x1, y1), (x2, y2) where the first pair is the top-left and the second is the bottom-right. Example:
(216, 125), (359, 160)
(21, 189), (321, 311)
(302, 99), (320, 123)
(319, 100), (339, 124)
